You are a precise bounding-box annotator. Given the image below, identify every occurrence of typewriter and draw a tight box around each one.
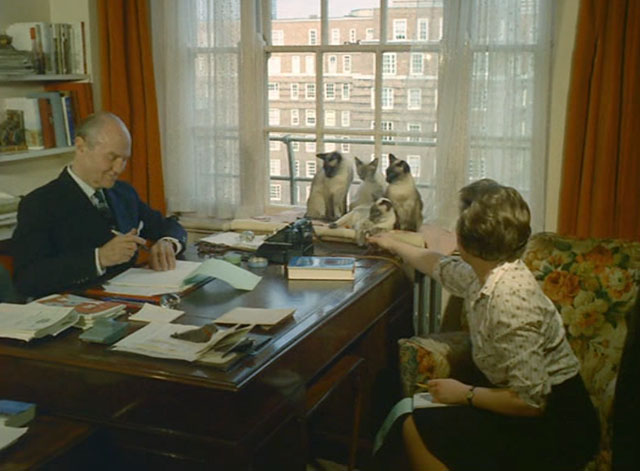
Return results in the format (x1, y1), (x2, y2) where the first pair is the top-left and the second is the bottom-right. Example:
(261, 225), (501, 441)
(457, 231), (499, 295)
(255, 218), (314, 264)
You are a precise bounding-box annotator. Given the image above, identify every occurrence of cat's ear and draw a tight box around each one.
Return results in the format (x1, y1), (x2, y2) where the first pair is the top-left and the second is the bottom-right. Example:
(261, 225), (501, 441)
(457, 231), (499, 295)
(316, 153), (328, 161)
(389, 153), (397, 162)
(355, 156), (363, 167)
(370, 157), (379, 168)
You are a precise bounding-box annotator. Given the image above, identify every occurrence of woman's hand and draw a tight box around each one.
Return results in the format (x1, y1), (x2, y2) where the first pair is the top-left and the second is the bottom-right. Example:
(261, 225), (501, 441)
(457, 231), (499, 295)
(426, 378), (471, 405)
(367, 232), (399, 253)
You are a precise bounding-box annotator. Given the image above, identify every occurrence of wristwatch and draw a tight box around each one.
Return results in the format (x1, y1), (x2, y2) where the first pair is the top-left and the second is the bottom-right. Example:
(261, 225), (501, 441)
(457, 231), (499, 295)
(466, 386), (476, 406)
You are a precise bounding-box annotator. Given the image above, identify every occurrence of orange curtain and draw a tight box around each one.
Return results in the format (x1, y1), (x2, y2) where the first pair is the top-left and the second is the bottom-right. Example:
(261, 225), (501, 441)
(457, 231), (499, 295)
(558, 0), (640, 239)
(97, 0), (166, 213)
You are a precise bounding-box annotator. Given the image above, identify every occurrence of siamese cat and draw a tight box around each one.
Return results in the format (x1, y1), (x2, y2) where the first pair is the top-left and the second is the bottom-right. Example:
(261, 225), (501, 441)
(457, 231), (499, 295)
(329, 197), (396, 246)
(384, 154), (423, 231)
(305, 151), (354, 221)
(350, 157), (386, 211)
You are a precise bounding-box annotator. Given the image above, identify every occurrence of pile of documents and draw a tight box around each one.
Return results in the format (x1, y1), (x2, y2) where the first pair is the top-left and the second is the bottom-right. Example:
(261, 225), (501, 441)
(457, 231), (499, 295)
(34, 294), (126, 329)
(0, 303), (78, 342)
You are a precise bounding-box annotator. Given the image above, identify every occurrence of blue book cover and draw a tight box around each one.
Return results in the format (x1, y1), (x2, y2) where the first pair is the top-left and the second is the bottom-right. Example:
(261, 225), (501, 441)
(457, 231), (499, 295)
(0, 399), (36, 427)
(288, 256), (355, 270)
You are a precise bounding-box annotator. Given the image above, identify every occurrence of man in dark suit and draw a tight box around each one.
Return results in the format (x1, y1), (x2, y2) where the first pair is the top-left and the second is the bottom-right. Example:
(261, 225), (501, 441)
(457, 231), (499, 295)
(12, 111), (187, 298)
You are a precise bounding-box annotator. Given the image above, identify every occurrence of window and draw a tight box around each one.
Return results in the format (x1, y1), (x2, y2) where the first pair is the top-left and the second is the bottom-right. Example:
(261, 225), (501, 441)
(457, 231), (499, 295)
(306, 109), (316, 126)
(292, 56), (301, 74)
(331, 28), (340, 45)
(325, 83), (335, 100)
(393, 19), (407, 40)
(381, 121), (393, 141)
(308, 29), (317, 45)
(343, 55), (351, 74)
(410, 53), (423, 75)
(342, 83), (351, 101)
(269, 108), (280, 125)
(291, 109), (300, 126)
(268, 56), (281, 74)
(292, 141), (300, 151)
(270, 184), (282, 201)
(417, 18), (428, 41)
(327, 55), (337, 74)
(341, 110), (350, 127)
(290, 83), (299, 100)
(306, 139), (316, 152)
(294, 159), (300, 177)
(306, 83), (316, 100)
(306, 160), (317, 176)
(382, 53), (396, 75)
(365, 28), (374, 40)
(268, 82), (279, 100)
(341, 141), (350, 153)
(407, 155), (421, 177)
(270, 140), (280, 151)
(407, 122), (422, 142)
(325, 110), (336, 127)
(326, 142), (336, 152)
(349, 28), (356, 43)
(305, 55), (314, 74)
(270, 159), (281, 175)
(272, 30), (284, 45)
(382, 87), (394, 109)
(408, 89), (422, 110)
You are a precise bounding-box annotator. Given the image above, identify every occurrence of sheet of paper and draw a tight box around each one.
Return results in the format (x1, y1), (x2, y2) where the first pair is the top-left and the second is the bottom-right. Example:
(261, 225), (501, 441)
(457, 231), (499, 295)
(185, 259), (262, 291)
(214, 307), (295, 326)
(0, 423), (28, 452)
(106, 260), (202, 290)
(129, 303), (184, 323)
(199, 232), (267, 251)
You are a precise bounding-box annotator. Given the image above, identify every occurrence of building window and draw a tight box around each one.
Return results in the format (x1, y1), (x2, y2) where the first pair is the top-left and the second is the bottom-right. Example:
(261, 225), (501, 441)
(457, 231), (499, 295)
(393, 19), (407, 40)
(349, 28), (356, 43)
(407, 155), (421, 177)
(269, 108), (280, 125)
(408, 122), (422, 142)
(365, 28), (374, 40)
(306, 139), (316, 152)
(291, 109), (300, 126)
(341, 141), (350, 153)
(305, 55), (314, 74)
(341, 110), (350, 127)
(342, 83), (351, 101)
(308, 29), (318, 45)
(408, 88), (422, 110)
(306, 109), (316, 126)
(270, 159), (281, 175)
(270, 140), (280, 151)
(292, 141), (300, 151)
(382, 87), (394, 109)
(292, 56), (301, 74)
(306, 83), (316, 100)
(381, 121), (393, 141)
(325, 83), (335, 100)
(343, 55), (351, 74)
(272, 30), (284, 45)
(382, 53), (397, 75)
(325, 110), (336, 127)
(331, 28), (340, 45)
(268, 56), (281, 74)
(290, 83), (299, 100)
(327, 55), (337, 74)
(268, 82), (279, 100)
(326, 141), (336, 152)
(417, 18), (428, 41)
(306, 160), (317, 176)
(410, 53), (423, 75)
(294, 160), (301, 177)
(270, 183), (282, 201)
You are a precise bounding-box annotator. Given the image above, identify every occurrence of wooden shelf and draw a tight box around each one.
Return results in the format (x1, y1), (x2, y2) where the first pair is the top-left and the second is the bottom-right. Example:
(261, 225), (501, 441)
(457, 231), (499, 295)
(0, 146), (75, 164)
(0, 74), (89, 82)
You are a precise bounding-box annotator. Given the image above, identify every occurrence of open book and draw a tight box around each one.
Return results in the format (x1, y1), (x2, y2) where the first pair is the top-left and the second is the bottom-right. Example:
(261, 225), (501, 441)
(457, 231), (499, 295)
(34, 293), (126, 329)
(0, 303), (78, 342)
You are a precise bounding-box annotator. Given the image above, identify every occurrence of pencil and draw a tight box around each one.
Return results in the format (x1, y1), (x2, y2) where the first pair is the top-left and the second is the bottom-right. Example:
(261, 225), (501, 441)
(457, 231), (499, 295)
(415, 382), (430, 390)
(111, 229), (150, 252)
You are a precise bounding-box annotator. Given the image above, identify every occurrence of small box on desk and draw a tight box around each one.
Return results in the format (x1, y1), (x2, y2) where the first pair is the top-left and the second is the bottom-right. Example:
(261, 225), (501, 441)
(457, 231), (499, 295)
(286, 256), (355, 281)
(256, 218), (314, 264)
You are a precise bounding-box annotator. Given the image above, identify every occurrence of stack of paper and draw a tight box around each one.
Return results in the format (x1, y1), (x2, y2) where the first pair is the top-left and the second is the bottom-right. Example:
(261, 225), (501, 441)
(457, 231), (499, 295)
(0, 303), (78, 341)
(34, 294), (126, 330)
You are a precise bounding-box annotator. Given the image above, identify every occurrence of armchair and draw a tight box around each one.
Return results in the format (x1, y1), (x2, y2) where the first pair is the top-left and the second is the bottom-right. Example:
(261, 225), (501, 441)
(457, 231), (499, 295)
(398, 232), (640, 471)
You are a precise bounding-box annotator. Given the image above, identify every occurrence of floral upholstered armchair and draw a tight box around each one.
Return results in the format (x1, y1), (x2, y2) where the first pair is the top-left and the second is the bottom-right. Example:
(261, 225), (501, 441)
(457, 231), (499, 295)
(398, 232), (640, 471)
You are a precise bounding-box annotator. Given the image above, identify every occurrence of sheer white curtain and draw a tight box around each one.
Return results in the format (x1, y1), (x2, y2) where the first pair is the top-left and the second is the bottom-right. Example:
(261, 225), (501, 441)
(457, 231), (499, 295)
(408, 0), (551, 231)
(151, 0), (266, 219)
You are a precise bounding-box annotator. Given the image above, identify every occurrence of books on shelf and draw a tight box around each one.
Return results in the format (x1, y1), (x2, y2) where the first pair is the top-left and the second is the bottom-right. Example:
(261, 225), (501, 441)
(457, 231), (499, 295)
(34, 293), (126, 330)
(0, 109), (27, 153)
(286, 256), (356, 280)
(2, 97), (44, 150)
(0, 400), (36, 428)
(0, 303), (78, 342)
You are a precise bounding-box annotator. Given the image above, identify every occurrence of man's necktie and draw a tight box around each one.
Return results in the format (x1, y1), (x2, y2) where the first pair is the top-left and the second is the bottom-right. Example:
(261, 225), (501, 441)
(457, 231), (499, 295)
(93, 190), (116, 228)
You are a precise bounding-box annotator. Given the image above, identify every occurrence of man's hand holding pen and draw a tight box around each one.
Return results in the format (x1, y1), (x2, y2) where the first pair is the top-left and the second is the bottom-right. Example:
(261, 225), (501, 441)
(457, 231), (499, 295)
(99, 228), (147, 268)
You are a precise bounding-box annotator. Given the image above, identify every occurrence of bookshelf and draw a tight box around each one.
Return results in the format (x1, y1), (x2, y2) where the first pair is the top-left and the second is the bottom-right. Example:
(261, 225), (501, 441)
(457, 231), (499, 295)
(0, 74), (89, 82)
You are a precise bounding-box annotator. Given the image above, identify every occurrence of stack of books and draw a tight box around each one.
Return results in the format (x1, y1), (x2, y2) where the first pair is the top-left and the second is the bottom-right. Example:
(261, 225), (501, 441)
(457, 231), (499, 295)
(0, 399), (35, 452)
(34, 294), (126, 330)
(0, 303), (78, 342)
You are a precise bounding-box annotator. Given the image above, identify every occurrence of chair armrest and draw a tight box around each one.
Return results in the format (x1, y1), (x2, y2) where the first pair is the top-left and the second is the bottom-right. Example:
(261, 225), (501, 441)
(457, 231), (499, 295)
(398, 331), (475, 397)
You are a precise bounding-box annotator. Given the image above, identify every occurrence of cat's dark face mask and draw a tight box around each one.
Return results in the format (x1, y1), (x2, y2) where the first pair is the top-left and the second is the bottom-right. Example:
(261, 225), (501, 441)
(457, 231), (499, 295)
(386, 160), (410, 183)
(322, 153), (342, 178)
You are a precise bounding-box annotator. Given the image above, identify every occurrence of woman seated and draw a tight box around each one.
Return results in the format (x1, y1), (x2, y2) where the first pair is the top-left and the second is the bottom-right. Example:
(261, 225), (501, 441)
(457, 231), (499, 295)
(368, 179), (599, 471)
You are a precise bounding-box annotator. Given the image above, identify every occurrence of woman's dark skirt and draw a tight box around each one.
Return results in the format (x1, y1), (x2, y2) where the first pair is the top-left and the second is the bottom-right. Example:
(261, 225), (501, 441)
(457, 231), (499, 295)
(372, 374), (599, 471)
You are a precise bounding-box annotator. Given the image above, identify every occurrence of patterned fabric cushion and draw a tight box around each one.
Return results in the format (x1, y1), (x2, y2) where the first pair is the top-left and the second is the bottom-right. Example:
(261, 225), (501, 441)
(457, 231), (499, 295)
(398, 232), (640, 471)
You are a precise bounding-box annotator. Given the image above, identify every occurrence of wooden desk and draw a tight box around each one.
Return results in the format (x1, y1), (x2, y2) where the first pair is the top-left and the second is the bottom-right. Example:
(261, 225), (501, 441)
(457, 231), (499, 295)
(0, 248), (412, 470)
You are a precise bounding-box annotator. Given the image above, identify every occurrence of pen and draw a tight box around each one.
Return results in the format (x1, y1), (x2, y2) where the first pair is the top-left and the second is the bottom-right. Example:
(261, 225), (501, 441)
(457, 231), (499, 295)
(111, 228), (150, 252)
(415, 382), (430, 390)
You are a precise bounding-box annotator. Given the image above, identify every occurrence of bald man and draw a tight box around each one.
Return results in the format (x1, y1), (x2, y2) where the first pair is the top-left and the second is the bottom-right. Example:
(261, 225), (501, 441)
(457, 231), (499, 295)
(12, 111), (187, 298)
